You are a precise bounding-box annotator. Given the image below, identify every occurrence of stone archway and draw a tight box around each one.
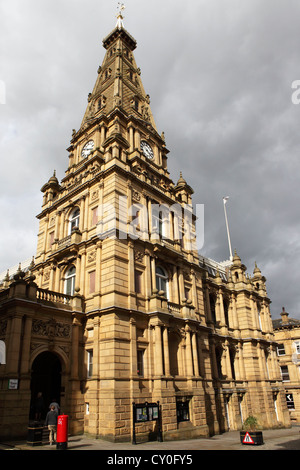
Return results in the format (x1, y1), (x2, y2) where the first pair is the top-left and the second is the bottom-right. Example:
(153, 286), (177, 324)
(29, 351), (62, 421)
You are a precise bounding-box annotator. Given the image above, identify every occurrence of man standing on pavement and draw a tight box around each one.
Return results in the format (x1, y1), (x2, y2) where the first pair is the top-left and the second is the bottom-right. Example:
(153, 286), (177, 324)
(49, 398), (60, 414)
(45, 405), (58, 445)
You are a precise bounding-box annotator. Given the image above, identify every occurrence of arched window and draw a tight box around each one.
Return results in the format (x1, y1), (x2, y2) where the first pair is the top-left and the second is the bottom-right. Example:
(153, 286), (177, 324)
(65, 265), (76, 296)
(155, 266), (169, 298)
(69, 208), (80, 233)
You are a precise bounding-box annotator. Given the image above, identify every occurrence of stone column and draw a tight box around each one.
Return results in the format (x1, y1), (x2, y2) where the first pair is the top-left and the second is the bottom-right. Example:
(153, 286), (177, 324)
(54, 265), (60, 292)
(154, 324), (163, 376)
(163, 326), (170, 376)
(128, 241), (135, 291)
(93, 317), (100, 377)
(172, 266), (179, 304)
(95, 241), (102, 308)
(54, 211), (60, 240)
(151, 257), (157, 293)
(250, 294), (260, 330)
(71, 314), (81, 380)
(5, 314), (23, 375)
(238, 342), (246, 381)
(42, 217), (49, 254)
(20, 314), (33, 376)
(190, 270), (198, 310)
(128, 241), (136, 308)
(178, 268), (185, 303)
(130, 317), (138, 377)
(134, 129), (140, 150)
(224, 341), (233, 380)
(128, 125), (134, 152)
(84, 194), (89, 236)
(144, 249), (152, 299)
(79, 250), (86, 296)
(49, 263), (55, 291)
(185, 326), (194, 376)
(191, 331), (200, 376)
(230, 293), (239, 330)
(100, 124), (106, 151)
(59, 209), (66, 239)
(258, 343), (268, 380)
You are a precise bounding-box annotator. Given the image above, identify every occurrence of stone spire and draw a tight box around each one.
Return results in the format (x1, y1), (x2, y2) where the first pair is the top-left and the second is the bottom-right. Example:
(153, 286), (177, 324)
(79, 11), (158, 134)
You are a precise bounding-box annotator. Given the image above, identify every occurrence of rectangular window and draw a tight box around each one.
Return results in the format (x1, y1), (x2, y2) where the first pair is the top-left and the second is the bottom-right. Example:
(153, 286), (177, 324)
(277, 343), (286, 356)
(134, 270), (142, 294)
(89, 270), (96, 294)
(92, 207), (98, 226)
(137, 349), (144, 377)
(286, 394), (295, 409)
(87, 350), (93, 378)
(294, 341), (300, 354)
(48, 231), (55, 249)
(176, 400), (190, 422)
(280, 365), (290, 381)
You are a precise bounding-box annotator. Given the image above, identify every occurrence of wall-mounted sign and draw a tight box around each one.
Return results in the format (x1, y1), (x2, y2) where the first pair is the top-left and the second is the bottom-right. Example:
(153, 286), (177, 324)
(8, 379), (19, 390)
(132, 401), (162, 444)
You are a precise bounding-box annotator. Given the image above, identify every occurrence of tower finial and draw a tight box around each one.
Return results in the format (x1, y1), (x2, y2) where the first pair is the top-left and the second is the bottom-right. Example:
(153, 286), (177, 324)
(116, 3), (125, 29)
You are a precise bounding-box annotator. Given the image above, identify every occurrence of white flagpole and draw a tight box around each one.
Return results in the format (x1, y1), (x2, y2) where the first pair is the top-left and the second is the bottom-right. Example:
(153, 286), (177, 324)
(223, 196), (233, 261)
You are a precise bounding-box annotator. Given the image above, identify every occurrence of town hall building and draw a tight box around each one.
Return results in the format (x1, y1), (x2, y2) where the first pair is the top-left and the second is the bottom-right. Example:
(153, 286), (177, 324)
(0, 10), (290, 442)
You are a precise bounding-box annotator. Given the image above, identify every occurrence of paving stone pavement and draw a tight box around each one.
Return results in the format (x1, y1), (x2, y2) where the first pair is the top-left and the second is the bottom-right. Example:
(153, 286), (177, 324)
(1, 426), (300, 453)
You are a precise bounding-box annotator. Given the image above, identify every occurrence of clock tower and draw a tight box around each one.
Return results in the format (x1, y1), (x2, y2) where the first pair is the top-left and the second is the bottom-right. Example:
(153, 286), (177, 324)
(34, 9), (203, 440)
(0, 7), (290, 443)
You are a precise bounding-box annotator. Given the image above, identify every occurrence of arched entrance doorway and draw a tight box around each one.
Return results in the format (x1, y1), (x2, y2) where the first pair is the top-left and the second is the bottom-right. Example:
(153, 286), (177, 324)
(30, 351), (62, 421)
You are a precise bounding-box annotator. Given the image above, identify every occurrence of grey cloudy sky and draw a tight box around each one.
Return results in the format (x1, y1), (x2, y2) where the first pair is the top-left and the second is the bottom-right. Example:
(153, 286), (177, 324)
(1, 0), (300, 320)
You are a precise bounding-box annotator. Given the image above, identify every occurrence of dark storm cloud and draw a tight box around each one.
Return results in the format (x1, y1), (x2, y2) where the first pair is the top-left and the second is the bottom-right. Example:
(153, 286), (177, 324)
(1, 0), (300, 320)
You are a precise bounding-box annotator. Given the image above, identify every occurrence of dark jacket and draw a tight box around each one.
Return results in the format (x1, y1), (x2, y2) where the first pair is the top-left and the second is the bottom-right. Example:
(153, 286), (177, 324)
(45, 410), (58, 426)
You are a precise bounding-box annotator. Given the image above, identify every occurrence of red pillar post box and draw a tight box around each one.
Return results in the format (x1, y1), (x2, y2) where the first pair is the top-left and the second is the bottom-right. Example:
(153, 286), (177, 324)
(56, 414), (68, 450)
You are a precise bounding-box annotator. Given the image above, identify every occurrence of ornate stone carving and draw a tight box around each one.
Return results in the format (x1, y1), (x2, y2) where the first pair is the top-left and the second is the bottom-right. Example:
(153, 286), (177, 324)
(87, 250), (97, 264)
(32, 318), (71, 338)
(134, 250), (144, 263)
(91, 190), (99, 201)
(132, 190), (140, 202)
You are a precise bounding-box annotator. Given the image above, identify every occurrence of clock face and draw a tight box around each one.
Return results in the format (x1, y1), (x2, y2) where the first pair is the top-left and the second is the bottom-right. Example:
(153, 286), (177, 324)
(140, 140), (154, 159)
(81, 140), (94, 158)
